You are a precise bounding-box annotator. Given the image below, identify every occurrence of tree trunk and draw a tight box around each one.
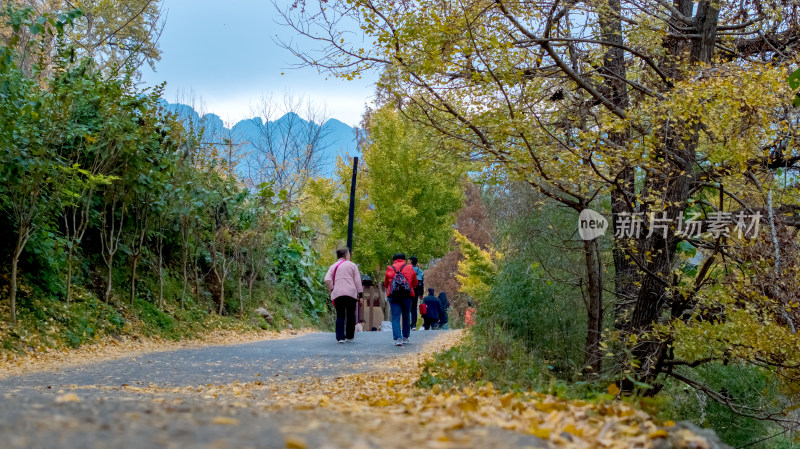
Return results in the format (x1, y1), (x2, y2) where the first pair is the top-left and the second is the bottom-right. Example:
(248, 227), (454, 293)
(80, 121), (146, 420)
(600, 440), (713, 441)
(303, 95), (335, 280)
(158, 244), (164, 310)
(66, 246), (75, 304)
(625, 0), (719, 387)
(180, 218), (190, 308)
(194, 264), (201, 305)
(690, 2), (720, 65)
(64, 196), (92, 305)
(598, 0), (637, 327)
(193, 229), (201, 305)
(130, 212), (148, 305)
(9, 228), (29, 323)
(181, 260), (188, 308)
(238, 273), (243, 314)
(100, 199), (124, 305)
(583, 237), (604, 376)
(130, 255), (140, 305)
(611, 175), (638, 324)
(248, 275), (256, 308)
(105, 258), (114, 304)
(218, 272), (226, 315)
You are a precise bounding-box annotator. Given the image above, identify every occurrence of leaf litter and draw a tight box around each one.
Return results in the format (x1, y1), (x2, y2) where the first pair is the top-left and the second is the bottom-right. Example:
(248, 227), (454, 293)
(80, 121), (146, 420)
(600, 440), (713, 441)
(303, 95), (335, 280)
(0, 328), (311, 379)
(68, 330), (714, 449)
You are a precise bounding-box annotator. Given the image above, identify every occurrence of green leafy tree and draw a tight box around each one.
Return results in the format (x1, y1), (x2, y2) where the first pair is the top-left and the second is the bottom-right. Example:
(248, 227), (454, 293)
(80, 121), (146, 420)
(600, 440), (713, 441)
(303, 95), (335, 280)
(312, 106), (466, 274)
(0, 8), (80, 322)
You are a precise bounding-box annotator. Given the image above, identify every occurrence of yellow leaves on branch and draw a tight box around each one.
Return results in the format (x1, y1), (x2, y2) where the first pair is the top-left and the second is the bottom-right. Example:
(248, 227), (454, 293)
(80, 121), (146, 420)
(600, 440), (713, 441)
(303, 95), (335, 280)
(454, 230), (501, 303)
(631, 64), (790, 168)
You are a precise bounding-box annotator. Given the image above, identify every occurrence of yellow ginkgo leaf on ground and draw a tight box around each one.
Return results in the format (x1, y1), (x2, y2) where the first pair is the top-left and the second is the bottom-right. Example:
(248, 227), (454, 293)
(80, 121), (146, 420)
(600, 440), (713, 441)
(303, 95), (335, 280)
(563, 424), (583, 437)
(649, 429), (669, 439)
(55, 393), (80, 403)
(607, 383), (621, 395)
(284, 436), (308, 449)
(210, 416), (239, 425)
(528, 427), (550, 439)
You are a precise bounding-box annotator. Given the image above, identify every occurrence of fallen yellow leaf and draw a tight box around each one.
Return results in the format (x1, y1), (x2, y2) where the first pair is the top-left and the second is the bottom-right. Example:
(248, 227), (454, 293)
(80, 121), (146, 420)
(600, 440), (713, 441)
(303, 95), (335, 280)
(211, 416), (239, 425)
(649, 429), (669, 439)
(563, 424), (583, 437)
(285, 436), (308, 449)
(529, 427), (550, 439)
(55, 393), (80, 403)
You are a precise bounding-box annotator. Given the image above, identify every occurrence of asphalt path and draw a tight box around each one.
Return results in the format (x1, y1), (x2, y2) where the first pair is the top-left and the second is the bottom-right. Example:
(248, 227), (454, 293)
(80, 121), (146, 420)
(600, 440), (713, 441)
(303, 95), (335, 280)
(1, 330), (433, 389)
(0, 330), (551, 449)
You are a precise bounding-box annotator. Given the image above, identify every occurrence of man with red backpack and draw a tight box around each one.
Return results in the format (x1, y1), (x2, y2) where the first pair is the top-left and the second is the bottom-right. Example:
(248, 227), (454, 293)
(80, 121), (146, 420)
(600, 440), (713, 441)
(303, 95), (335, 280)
(384, 253), (418, 346)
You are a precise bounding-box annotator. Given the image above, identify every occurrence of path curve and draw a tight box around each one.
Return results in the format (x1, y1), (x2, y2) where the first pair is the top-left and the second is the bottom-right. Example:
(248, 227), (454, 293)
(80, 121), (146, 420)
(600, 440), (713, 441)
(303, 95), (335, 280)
(0, 330), (547, 449)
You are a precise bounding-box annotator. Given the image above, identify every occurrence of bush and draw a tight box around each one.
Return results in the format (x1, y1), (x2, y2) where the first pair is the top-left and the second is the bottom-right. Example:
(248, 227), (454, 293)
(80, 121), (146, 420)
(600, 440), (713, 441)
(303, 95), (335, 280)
(479, 257), (585, 379)
(134, 298), (176, 338)
(656, 363), (796, 448)
(0, 287), (125, 351)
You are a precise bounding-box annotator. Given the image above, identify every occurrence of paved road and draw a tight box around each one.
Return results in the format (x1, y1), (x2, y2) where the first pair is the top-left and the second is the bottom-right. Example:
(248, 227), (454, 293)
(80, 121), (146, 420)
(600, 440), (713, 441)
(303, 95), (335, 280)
(2, 331), (427, 389)
(0, 331), (546, 449)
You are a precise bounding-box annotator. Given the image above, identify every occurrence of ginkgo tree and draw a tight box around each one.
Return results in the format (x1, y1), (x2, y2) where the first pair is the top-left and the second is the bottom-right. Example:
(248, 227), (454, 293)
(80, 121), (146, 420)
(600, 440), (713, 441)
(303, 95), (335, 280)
(304, 105), (465, 275)
(281, 0), (800, 419)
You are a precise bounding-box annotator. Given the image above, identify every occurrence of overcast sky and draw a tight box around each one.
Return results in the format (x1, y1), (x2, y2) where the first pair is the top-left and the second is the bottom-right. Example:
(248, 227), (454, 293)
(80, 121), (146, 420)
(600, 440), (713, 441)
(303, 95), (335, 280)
(140, 0), (376, 127)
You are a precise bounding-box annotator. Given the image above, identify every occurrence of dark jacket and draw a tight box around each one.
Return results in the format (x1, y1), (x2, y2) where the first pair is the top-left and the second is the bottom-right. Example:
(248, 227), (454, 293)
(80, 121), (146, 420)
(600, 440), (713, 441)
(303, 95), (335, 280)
(422, 295), (441, 321)
(438, 292), (450, 324)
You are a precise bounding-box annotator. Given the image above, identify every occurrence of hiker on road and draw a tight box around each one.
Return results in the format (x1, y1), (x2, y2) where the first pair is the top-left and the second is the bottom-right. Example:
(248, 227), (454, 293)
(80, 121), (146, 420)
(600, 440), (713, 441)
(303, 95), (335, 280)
(421, 288), (441, 330)
(384, 253), (418, 346)
(438, 291), (450, 330)
(325, 248), (364, 343)
(409, 256), (424, 330)
(465, 299), (477, 328)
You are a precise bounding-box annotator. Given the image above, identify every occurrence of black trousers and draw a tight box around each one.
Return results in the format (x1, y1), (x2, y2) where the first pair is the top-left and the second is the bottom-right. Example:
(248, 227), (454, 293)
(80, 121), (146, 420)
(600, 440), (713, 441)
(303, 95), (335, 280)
(411, 295), (419, 328)
(423, 317), (439, 330)
(334, 296), (357, 341)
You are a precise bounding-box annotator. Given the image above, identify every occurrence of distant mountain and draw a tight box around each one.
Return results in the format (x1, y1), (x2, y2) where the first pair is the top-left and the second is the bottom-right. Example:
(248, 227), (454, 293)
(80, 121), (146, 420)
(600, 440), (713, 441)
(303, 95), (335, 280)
(161, 102), (360, 179)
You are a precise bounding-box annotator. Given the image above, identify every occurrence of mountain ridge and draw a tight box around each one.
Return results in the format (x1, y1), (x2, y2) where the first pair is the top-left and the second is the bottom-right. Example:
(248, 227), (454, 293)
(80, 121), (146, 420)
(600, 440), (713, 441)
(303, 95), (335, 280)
(162, 101), (360, 178)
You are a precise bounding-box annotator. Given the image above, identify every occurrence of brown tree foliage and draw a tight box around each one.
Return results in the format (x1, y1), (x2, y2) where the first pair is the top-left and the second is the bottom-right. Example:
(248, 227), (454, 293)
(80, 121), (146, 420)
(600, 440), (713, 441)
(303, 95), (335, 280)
(425, 183), (494, 324)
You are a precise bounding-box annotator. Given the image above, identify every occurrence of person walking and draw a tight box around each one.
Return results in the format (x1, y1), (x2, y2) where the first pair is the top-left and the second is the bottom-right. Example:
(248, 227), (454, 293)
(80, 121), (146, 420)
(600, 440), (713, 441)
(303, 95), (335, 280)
(437, 291), (450, 330)
(422, 288), (441, 330)
(409, 256), (424, 330)
(384, 253), (418, 346)
(324, 248), (364, 343)
(465, 299), (477, 328)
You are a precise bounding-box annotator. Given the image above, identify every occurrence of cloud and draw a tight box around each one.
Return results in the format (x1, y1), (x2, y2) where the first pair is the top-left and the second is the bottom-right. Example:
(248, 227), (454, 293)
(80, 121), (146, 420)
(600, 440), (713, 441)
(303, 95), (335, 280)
(140, 0), (377, 127)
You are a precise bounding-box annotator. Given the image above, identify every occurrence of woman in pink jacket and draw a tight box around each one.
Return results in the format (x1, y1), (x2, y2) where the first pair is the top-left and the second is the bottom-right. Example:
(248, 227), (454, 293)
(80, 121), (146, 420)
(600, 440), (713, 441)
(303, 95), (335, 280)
(324, 248), (364, 343)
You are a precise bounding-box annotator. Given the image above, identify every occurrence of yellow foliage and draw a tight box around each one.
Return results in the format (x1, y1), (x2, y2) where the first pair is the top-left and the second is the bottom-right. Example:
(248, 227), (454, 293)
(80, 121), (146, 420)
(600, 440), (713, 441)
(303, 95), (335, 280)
(453, 230), (501, 304)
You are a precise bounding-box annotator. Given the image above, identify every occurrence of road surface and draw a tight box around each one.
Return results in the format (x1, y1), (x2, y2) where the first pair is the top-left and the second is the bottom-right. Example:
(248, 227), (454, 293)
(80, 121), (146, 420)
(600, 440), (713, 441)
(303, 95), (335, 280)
(0, 331), (547, 449)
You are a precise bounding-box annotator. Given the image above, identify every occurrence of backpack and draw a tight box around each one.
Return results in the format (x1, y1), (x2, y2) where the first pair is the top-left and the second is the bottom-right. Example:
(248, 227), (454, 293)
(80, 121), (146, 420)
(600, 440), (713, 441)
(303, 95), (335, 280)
(419, 303), (427, 315)
(388, 263), (411, 297)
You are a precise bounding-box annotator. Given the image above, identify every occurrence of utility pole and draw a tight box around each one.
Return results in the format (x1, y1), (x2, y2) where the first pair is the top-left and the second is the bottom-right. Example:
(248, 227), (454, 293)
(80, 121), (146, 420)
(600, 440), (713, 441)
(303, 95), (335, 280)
(346, 157), (359, 255)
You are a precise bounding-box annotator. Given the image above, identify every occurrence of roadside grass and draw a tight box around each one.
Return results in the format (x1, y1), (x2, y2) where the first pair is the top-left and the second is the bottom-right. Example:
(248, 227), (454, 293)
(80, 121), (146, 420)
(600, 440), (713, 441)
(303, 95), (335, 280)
(418, 329), (609, 401)
(0, 271), (329, 357)
(420, 326), (798, 449)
